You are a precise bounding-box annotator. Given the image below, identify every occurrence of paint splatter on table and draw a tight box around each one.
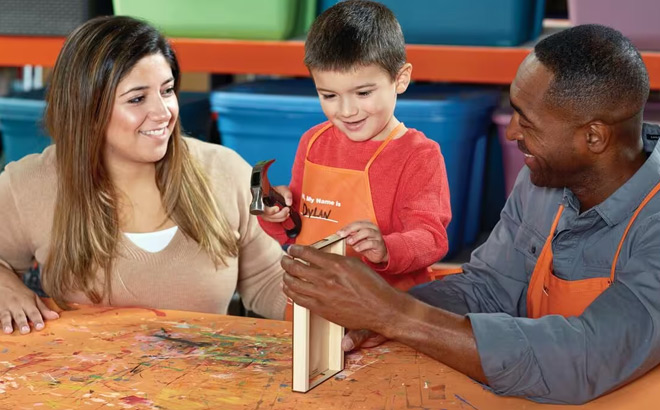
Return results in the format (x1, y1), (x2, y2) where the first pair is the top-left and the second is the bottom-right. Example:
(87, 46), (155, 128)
(0, 305), (658, 409)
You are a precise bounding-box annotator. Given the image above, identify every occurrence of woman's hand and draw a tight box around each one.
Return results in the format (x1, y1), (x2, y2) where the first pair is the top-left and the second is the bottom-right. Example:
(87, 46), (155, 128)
(0, 268), (59, 334)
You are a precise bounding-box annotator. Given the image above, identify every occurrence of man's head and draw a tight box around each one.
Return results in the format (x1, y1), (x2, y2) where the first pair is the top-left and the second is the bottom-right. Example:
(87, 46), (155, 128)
(304, 0), (411, 141)
(507, 24), (649, 189)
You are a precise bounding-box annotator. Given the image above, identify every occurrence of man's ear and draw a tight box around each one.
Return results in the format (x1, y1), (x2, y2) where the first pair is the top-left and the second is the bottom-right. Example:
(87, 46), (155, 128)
(583, 121), (610, 154)
(395, 63), (412, 94)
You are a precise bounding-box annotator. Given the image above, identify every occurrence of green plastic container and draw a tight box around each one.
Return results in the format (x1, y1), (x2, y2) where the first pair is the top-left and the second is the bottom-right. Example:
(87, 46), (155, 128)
(113, 0), (316, 40)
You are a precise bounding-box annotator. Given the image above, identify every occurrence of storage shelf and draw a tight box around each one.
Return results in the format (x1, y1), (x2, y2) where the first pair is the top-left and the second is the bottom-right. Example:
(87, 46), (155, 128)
(2, 36), (660, 88)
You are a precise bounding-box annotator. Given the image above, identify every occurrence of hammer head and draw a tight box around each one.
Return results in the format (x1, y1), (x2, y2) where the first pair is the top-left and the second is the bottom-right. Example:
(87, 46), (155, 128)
(250, 159), (275, 215)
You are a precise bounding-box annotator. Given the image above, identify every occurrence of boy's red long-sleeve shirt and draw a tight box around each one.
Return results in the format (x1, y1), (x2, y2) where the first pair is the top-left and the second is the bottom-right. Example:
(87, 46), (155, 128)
(259, 122), (451, 284)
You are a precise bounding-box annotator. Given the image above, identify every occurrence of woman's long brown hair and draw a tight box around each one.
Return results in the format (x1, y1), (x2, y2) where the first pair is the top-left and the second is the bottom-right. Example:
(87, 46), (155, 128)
(43, 16), (238, 309)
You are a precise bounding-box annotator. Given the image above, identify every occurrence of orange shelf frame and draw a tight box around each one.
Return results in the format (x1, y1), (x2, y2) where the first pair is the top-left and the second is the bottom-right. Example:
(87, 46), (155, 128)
(2, 36), (660, 88)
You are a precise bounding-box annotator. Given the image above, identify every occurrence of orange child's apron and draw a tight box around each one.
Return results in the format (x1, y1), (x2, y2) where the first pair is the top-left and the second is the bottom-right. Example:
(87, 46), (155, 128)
(428, 180), (660, 318)
(296, 122), (417, 291)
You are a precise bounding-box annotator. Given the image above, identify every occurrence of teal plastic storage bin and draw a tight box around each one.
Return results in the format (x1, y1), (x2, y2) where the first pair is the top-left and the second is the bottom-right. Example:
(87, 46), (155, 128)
(113, 0), (317, 40)
(211, 79), (499, 257)
(319, 0), (545, 46)
(0, 90), (212, 165)
(0, 90), (50, 165)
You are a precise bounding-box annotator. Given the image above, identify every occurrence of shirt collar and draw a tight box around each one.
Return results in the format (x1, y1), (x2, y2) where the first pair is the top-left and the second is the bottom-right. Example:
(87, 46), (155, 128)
(591, 122), (660, 226)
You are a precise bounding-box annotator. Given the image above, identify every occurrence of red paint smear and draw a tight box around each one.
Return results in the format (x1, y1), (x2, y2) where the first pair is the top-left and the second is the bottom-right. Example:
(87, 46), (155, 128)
(7, 358), (50, 372)
(86, 306), (167, 317)
(121, 395), (151, 405)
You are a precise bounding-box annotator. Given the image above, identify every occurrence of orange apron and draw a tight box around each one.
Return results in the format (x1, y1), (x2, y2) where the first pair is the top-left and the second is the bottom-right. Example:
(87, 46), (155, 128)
(297, 122), (417, 289)
(284, 122), (406, 320)
(527, 180), (660, 318)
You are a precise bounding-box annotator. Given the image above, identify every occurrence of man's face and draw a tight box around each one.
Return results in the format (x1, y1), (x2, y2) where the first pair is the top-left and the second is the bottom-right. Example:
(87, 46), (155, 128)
(506, 55), (586, 188)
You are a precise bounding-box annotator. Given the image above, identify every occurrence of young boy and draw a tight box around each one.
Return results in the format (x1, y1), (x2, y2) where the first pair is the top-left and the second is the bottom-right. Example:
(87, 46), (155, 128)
(259, 0), (451, 290)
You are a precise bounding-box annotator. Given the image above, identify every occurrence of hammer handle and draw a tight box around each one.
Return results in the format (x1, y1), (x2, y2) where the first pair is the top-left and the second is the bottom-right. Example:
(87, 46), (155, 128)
(264, 190), (302, 238)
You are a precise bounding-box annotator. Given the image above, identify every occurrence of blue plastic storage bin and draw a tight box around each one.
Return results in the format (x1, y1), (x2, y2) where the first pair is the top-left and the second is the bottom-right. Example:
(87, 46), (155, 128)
(0, 90), (50, 165)
(318, 0), (545, 46)
(211, 79), (499, 257)
(0, 90), (212, 165)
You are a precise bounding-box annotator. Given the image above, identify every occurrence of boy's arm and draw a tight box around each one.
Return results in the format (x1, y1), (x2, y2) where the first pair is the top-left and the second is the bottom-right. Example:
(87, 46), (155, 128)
(369, 143), (451, 275)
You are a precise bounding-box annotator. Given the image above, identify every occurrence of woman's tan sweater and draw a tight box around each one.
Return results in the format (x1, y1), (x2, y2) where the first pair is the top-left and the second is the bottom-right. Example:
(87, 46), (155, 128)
(0, 138), (286, 319)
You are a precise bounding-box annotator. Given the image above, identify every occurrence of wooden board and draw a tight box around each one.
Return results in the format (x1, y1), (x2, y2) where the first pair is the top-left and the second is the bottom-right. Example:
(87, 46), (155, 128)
(292, 233), (346, 393)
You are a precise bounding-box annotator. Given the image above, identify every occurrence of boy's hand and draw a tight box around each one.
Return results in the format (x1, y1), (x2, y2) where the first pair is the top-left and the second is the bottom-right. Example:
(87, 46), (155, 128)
(259, 185), (293, 223)
(337, 221), (388, 264)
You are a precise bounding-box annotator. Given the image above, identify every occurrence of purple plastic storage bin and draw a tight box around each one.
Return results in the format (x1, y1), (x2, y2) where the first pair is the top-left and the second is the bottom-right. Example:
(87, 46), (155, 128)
(645, 101), (660, 125)
(568, 0), (660, 51)
(492, 109), (522, 198)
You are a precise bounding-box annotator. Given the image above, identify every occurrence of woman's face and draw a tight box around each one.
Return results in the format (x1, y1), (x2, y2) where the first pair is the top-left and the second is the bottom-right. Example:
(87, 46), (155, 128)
(104, 53), (179, 170)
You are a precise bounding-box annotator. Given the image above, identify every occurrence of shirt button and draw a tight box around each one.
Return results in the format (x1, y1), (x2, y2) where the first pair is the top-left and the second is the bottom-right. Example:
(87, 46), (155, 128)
(530, 245), (537, 254)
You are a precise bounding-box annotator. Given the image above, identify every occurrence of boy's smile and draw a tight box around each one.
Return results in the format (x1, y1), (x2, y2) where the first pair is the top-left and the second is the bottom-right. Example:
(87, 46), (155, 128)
(311, 63), (411, 142)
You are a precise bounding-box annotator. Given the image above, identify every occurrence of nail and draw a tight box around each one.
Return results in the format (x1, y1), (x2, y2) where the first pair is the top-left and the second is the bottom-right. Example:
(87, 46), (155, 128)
(21, 326), (29, 333)
(35, 323), (44, 330)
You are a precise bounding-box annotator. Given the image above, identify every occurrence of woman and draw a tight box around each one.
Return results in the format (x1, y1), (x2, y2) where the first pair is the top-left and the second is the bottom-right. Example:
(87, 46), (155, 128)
(0, 16), (286, 334)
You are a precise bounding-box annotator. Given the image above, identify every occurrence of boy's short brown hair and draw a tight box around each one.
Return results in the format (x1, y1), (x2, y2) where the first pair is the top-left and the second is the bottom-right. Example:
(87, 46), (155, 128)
(304, 0), (406, 80)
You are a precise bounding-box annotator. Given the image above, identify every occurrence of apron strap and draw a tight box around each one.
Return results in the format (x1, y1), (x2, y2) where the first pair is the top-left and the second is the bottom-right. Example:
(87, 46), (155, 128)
(365, 122), (406, 172)
(305, 122), (406, 170)
(526, 204), (564, 318)
(609, 180), (660, 281)
(547, 205), (564, 244)
(305, 122), (334, 157)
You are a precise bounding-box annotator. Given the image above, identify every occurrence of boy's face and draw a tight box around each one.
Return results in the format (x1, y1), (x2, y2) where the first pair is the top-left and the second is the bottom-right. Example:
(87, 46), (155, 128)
(311, 63), (411, 142)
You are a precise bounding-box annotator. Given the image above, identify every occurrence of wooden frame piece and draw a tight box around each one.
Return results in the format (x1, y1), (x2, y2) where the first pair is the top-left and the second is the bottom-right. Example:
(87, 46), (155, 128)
(292, 234), (345, 393)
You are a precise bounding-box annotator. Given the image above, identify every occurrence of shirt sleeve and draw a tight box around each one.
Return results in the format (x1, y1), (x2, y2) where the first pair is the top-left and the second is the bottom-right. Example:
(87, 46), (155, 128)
(0, 165), (34, 275)
(467, 216), (660, 404)
(370, 143), (451, 275)
(409, 167), (530, 316)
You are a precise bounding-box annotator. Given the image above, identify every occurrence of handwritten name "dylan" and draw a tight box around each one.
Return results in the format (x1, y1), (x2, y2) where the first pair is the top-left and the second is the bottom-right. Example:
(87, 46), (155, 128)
(302, 203), (332, 220)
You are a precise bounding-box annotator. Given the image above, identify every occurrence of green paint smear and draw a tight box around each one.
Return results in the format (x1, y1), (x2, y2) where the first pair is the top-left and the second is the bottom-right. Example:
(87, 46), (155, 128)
(199, 332), (290, 344)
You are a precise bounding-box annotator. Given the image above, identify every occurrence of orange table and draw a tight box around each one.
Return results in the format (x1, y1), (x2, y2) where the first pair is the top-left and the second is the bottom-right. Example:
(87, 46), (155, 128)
(0, 305), (658, 409)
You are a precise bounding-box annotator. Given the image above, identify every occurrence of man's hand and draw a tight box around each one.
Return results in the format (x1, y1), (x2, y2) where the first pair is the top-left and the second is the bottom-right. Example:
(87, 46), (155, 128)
(342, 329), (388, 352)
(337, 221), (388, 264)
(281, 244), (403, 333)
(259, 185), (293, 223)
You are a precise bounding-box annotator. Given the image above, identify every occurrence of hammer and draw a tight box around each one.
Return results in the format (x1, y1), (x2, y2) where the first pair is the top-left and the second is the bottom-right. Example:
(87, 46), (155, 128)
(250, 159), (302, 238)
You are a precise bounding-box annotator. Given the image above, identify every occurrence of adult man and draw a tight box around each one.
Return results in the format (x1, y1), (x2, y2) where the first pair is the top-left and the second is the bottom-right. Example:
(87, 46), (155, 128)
(281, 24), (660, 404)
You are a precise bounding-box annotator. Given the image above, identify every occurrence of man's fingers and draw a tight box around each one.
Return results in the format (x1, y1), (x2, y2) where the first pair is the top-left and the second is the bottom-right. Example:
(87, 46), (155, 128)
(282, 282), (317, 310)
(342, 329), (387, 351)
(361, 333), (388, 348)
(286, 245), (345, 270)
(282, 266), (319, 297)
(342, 329), (374, 351)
